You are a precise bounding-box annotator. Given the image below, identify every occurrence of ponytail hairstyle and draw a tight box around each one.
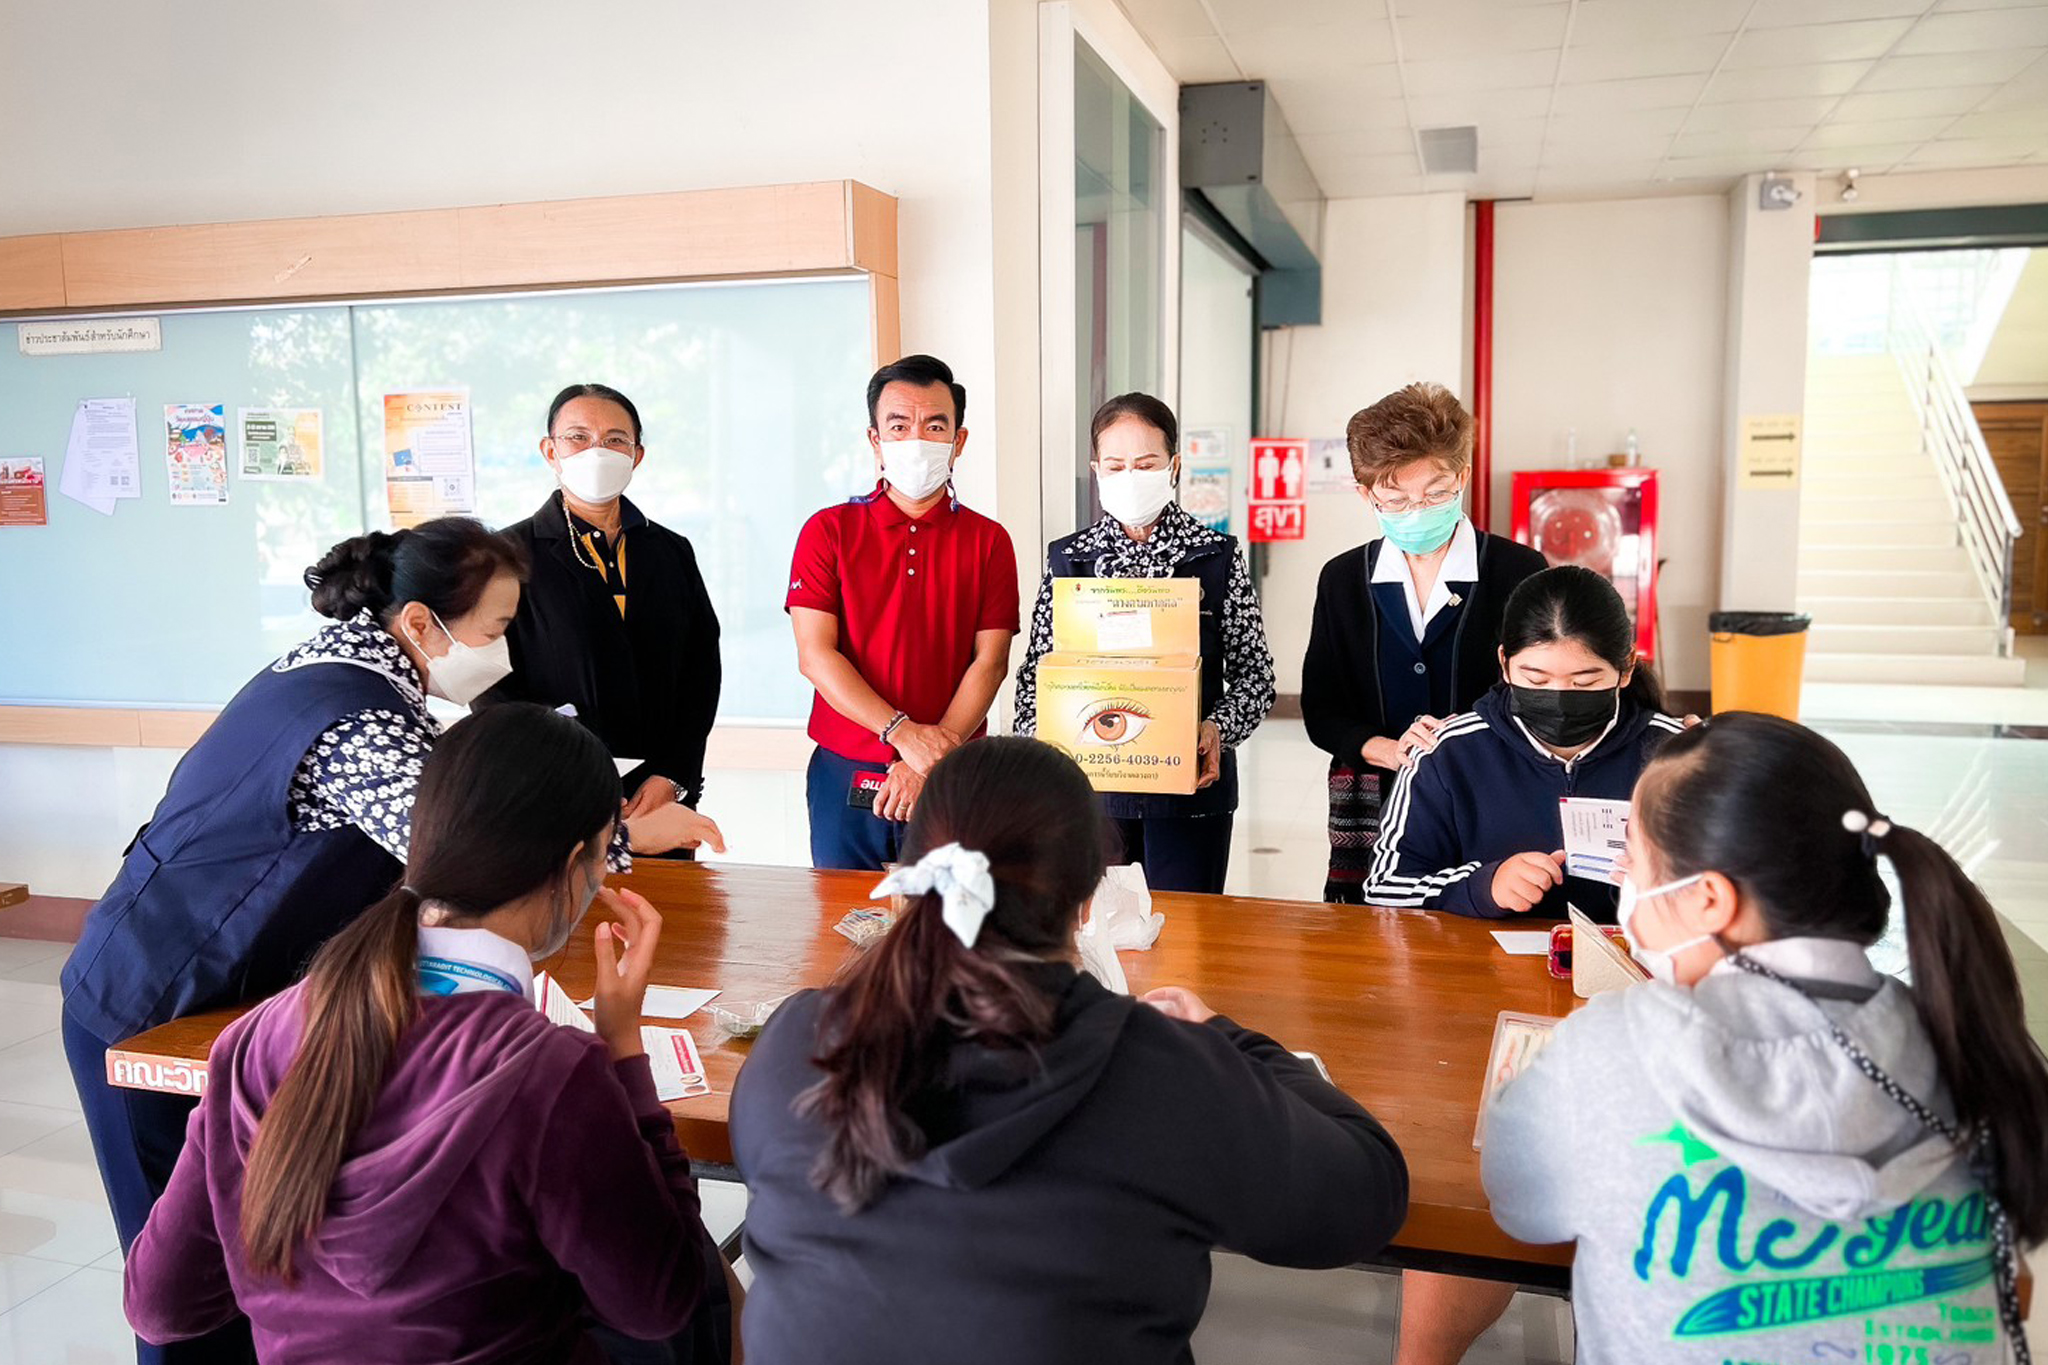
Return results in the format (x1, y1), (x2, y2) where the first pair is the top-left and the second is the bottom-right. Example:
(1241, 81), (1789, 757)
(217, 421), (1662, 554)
(302, 516), (528, 625)
(798, 737), (1110, 1214)
(1637, 712), (2048, 1243)
(239, 703), (620, 1280)
(1499, 564), (1666, 714)
(547, 382), (644, 445)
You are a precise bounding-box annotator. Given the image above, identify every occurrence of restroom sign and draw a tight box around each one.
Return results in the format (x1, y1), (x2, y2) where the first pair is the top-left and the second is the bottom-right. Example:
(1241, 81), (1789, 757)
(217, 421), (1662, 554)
(1248, 438), (1307, 542)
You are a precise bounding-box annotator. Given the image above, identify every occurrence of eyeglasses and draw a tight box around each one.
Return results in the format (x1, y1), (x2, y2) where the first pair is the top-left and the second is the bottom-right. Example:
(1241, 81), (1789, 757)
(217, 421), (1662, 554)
(1368, 486), (1462, 516)
(551, 431), (637, 454)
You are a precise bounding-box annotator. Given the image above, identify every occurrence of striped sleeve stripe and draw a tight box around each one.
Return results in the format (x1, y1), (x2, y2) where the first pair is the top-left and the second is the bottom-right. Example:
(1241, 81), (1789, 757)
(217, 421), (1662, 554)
(1648, 713), (1686, 733)
(1364, 713), (1491, 900)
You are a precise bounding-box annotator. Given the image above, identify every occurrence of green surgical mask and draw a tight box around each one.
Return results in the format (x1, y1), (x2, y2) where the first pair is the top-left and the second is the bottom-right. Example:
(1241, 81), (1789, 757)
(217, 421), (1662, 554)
(1378, 499), (1463, 555)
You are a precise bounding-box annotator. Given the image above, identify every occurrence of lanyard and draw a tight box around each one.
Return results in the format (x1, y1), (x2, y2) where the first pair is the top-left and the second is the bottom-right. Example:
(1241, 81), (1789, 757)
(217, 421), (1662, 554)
(1728, 952), (2028, 1365)
(417, 954), (526, 998)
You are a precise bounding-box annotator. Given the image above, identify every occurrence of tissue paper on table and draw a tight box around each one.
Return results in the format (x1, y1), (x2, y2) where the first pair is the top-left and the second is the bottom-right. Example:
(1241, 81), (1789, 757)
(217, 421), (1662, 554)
(1087, 864), (1164, 951)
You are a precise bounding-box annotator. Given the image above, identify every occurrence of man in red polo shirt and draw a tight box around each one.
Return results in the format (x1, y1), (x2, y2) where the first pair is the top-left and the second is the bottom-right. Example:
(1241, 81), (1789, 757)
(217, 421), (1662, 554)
(787, 354), (1020, 870)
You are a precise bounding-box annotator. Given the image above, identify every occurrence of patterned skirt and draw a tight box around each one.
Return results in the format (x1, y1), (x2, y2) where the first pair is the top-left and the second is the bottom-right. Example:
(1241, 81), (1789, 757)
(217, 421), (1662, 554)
(1323, 761), (1385, 904)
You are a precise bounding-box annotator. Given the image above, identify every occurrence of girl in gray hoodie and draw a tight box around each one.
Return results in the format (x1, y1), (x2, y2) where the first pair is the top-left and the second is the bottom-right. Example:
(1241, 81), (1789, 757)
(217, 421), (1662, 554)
(1483, 712), (2048, 1364)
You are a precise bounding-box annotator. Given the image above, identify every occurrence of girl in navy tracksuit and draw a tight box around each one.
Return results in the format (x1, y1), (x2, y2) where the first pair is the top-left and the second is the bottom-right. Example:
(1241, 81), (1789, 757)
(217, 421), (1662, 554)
(1365, 565), (1683, 922)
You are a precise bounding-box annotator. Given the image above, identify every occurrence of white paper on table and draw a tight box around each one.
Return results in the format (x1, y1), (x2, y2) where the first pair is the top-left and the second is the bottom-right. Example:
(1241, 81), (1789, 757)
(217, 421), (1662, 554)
(576, 985), (719, 1020)
(642, 1026), (712, 1101)
(1489, 930), (1554, 956)
(1075, 916), (1128, 994)
(61, 397), (139, 514)
(535, 972), (595, 1032)
(1559, 796), (1631, 885)
(1095, 609), (1153, 653)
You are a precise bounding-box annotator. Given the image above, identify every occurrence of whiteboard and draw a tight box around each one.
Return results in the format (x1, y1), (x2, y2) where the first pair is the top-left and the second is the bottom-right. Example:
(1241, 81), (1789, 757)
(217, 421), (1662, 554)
(0, 278), (877, 722)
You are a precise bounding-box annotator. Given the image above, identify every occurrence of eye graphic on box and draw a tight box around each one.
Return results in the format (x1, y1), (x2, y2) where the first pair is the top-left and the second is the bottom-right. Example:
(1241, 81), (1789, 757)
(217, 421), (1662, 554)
(1077, 697), (1151, 746)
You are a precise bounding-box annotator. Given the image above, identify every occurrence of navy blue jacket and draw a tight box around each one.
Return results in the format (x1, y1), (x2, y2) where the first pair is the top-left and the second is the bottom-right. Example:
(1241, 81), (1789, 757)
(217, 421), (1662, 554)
(1364, 684), (1683, 920)
(62, 659), (405, 1043)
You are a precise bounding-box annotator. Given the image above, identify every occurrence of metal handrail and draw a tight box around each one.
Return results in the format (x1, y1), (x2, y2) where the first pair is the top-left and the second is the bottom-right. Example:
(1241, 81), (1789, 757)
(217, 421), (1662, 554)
(1884, 267), (2021, 651)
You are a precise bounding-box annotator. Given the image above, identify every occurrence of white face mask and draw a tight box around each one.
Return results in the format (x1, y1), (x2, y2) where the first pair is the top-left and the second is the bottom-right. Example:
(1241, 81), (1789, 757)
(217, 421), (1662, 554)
(410, 610), (514, 706)
(878, 438), (955, 501)
(555, 447), (635, 503)
(532, 857), (604, 962)
(1616, 871), (1712, 985)
(1097, 466), (1176, 528)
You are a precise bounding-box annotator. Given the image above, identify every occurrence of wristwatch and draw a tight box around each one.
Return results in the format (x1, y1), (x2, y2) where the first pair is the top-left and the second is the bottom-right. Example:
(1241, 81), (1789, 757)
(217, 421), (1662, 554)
(669, 778), (688, 805)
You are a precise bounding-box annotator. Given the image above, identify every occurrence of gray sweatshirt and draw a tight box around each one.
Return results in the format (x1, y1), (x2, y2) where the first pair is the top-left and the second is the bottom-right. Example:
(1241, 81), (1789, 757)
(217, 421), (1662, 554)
(1482, 937), (2009, 1364)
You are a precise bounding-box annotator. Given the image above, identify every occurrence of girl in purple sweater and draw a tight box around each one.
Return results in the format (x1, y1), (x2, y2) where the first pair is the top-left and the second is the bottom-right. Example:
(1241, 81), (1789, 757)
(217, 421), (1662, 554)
(124, 704), (727, 1365)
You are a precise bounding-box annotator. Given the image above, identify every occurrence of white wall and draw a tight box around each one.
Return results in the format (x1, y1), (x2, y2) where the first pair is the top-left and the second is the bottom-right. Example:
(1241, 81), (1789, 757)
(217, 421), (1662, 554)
(1492, 195), (1731, 694)
(1261, 192), (1470, 695)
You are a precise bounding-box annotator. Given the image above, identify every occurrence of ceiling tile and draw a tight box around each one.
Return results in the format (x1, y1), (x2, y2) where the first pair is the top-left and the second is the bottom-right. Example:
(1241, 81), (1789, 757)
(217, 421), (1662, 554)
(1550, 73), (1711, 114)
(1297, 128), (1424, 160)
(1115, 0), (1217, 43)
(1393, 0), (1568, 16)
(1542, 134), (1679, 163)
(1477, 142), (1547, 172)
(1300, 149), (1427, 190)
(1723, 19), (1917, 68)
(1778, 141), (1926, 169)
(1395, 5), (1571, 60)
(1545, 106), (1696, 140)
(1943, 106), (2048, 137)
(1905, 136), (2047, 162)
(1266, 72), (1408, 132)
(1316, 166), (1426, 198)
(1833, 84), (2005, 119)
(1405, 86), (1556, 127)
(1225, 21), (1400, 80)
(1401, 49), (1563, 94)
(1150, 35), (1244, 83)
(1701, 60), (1874, 102)
(1749, 0), (1927, 27)
(1802, 116), (1958, 145)
(1566, 33), (1733, 82)
(1978, 53), (2048, 107)
(1465, 171), (1542, 199)
(1659, 151), (1805, 178)
(1206, 0), (1378, 33)
(1683, 94), (1843, 130)
(1566, 0), (1755, 46)
(1859, 48), (2044, 88)
(1894, 8), (2048, 55)
(1935, 0), (2048, 8)
(1670, 125), (1812, 156)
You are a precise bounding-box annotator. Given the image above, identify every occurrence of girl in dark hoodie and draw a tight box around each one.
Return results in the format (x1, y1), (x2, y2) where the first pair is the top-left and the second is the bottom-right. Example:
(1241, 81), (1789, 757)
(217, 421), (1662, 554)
(1366, 564), (1685, 922)
(729, 736), (1409, 1365)
(124, 704), (727, 1365)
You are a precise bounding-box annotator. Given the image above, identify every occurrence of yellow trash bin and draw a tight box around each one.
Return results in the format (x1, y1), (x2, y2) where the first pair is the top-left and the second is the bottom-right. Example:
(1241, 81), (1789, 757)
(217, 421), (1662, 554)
(1709, 611), (1811, 720)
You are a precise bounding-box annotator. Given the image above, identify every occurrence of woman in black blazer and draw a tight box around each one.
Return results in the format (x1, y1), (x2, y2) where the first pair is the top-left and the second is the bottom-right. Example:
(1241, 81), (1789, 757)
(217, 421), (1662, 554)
(1300, 383), (1546, 904)
(481, 383), (723, 837)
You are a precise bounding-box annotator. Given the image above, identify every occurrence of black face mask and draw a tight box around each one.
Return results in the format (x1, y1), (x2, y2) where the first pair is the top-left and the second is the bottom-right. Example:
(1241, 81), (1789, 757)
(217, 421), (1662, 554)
(1509, 685), (1618, 748)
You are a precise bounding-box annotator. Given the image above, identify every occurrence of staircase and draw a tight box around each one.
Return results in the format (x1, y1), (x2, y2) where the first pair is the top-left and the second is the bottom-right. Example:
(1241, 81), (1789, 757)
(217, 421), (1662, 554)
(1797, 353), (2024, 686)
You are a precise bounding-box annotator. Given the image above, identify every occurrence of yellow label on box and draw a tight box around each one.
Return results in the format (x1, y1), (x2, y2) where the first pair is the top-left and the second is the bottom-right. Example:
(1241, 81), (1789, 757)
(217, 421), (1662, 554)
(1050, 578), (1200, 657)
(1036, 652), (1199, 795)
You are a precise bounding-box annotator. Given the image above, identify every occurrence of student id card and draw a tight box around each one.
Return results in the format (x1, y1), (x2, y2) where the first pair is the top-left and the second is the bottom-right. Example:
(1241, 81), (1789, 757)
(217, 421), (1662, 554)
(1558, 796), (1631, 885)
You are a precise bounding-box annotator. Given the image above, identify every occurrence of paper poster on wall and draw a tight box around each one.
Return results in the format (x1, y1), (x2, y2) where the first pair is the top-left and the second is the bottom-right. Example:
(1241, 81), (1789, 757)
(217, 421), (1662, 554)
(1181, 425), (1233, 532)
(1738, 414), (1801, 489)
(18, 319), (161, 356)
(1306, 438), (1354, 494)
(0, 459), (47, 527)
(164, 403), (230, 506)
(61, 397), (141, 516)
(237, 407), (323, 481)
(382, 388), (475, 527)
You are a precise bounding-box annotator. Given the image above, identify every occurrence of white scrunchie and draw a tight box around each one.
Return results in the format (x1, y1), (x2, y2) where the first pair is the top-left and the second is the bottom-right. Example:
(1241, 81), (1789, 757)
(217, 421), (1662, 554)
(872, 842), (996, 949)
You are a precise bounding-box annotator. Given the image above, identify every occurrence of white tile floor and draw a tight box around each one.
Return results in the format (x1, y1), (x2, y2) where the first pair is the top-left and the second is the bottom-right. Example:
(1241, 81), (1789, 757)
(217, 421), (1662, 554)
(3, 719), (2046, 1362)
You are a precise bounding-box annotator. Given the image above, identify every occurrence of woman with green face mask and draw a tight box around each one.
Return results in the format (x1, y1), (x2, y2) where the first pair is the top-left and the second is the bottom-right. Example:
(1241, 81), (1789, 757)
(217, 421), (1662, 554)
(1300, 382), (1547, 905)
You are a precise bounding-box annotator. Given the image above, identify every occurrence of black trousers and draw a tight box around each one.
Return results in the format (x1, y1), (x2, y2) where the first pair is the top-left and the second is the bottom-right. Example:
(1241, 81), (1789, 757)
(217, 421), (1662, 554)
(1109, 814), (1235, 895)
(62, 1006), (257, 1365)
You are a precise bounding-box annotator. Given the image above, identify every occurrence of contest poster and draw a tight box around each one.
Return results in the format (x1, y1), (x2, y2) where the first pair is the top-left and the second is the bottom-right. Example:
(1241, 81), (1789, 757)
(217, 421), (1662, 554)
(0, 458), (48, 527)
(238, 407), (324, 481)
(164, 403), (229, 506)
(382, 388), (476, 527)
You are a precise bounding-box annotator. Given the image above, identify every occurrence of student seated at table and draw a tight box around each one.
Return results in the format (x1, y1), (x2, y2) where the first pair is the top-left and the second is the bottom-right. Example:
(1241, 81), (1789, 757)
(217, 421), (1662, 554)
(1483, 712), (2048, 1364)
(1365, 565), (1683, 921)
(729, 736), (1409, 1365)
(123, 704), (731, 1365)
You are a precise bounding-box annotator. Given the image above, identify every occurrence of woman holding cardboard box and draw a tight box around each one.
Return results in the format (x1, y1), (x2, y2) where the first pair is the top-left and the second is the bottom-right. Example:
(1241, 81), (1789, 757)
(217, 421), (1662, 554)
(1012, 393), (1275, 894)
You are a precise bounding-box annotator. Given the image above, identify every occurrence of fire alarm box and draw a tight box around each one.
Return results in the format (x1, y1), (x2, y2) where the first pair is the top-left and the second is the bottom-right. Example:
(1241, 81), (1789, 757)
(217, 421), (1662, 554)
(1509, 469), (1660, 665)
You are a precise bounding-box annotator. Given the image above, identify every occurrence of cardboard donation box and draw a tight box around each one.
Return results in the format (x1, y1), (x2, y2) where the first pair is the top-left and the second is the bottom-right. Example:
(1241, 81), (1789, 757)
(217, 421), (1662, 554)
(1040, 579), (1201, 795)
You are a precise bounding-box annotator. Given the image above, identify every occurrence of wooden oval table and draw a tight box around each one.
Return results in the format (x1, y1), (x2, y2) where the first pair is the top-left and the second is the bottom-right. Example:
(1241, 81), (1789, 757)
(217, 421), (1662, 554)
(107, 861), (1579, 1287)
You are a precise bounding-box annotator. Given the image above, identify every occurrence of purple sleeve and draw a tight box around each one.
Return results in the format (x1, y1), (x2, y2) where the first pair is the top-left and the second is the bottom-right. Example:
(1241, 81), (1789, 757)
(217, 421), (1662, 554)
(527, 1043), (709, 1339)
(125, 1093), (238, 1343)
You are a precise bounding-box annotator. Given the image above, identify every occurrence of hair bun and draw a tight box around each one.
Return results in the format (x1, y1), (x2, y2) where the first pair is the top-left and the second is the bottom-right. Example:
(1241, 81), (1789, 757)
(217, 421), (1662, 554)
(304, 530), (404, 620)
